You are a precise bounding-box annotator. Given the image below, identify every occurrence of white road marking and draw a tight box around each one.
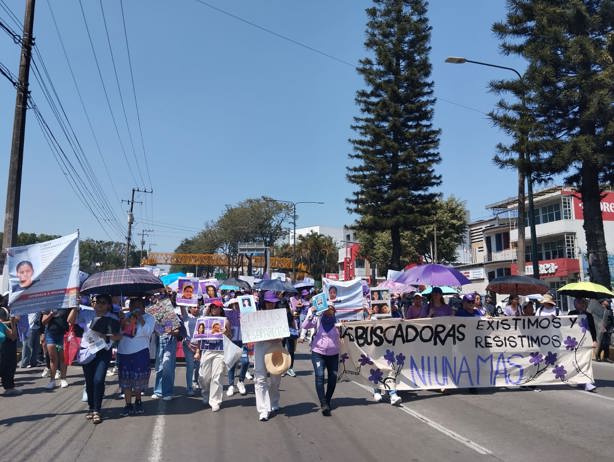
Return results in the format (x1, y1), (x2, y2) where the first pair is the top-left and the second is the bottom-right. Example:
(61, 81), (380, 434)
(578, 390), (614, 403)
(351, 381), (492, 456)
(148, 402), (165, 462)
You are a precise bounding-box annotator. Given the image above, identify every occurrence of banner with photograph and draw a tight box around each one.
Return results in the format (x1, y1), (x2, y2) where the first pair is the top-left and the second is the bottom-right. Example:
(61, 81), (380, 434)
(240, 308), (290, 343)
(311, 292), (329, 314)
(370, 288), (390, 313)
(146, 298), (181, 334)
(8, 232), (80, 315)
(338, 315), (594, 390)
(238, 295), (256, 314)
(199, 278), (219, 302)
(177, 277), (199, 306)
(193, 317), (226, 341)
(322, 277), (364, 321)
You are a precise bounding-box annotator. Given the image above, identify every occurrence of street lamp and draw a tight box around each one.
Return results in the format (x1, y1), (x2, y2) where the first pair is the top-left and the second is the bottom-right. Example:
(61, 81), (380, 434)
(267, 199), (324, 280)
(445, 56), (540, 279)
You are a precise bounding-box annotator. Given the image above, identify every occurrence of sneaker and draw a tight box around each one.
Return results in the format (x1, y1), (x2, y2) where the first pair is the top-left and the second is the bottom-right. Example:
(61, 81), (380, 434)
(245, 371), (253, 381)
(55, 370), (61, 380)
(60, 379), (69, 388)
(151, 393), (161, 400)
(82, 389), (88, 402)
(211, 404), (220, 412)
(45, 380), (56, 390)
(237, 381), (246, 395)
(286, 368), (296, 377)
(41, 368), (50, 378)
(134, 401), (144, 414)
(390, 394), (402, 406)
(120, 404), (134, 417)
(162, 395), (173, 401)
(259, 412), (268, 422)
(202, 396), (208, 406)
(321, 403), (331, 416)
(3, 388), (22, 396)
(585, 383), (597, 392)
(373, 392), (382, 402)
(226, 385), (235, 397)
(186, 389), (195, 396)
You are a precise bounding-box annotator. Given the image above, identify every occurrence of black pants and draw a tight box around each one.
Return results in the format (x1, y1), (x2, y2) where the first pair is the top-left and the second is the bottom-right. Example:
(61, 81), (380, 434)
(83, 349), (112, 412)
(597, 333), (611, 360)
(0, 337), (18, 390)
(283, 337), (297, 368)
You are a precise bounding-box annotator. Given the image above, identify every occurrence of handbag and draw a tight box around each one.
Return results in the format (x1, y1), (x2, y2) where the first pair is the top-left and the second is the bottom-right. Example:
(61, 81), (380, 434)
(223, 336), (243, 370)
(64, 325), (81, 366)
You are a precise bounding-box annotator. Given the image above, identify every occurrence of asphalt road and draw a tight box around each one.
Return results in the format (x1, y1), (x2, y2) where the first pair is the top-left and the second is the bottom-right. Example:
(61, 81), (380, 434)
(2, 345), (614, 462)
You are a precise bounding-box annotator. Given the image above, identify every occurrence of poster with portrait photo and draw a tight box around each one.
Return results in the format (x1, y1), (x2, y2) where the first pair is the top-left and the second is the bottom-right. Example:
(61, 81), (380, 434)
(199, 278), (219, 303)
(7, 232), (80, 315)
(238, 295), (256, 314)
(177, 277), (199, 306)
(192, 316), (225, 341)
(370, 289), (390, 309)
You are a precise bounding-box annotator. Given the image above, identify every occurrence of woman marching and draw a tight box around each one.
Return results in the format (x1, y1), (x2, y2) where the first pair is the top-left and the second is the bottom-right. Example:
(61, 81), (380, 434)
(195, 299), (230, 412)
(302, 302), (340, 416)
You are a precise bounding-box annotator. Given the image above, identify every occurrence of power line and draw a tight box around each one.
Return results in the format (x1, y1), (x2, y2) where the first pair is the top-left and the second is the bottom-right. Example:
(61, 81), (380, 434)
(77, 0), (140, 186)
(45, 0), (122, 207)
(0, 0), (21, 30)
(98, 0), (146, 187)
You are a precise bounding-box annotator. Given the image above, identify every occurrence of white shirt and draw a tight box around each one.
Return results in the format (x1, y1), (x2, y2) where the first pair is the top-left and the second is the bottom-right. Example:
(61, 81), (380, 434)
(503, 305), (522, 316)
(538, 305), (558, 316)
(118, 313), (156, 355)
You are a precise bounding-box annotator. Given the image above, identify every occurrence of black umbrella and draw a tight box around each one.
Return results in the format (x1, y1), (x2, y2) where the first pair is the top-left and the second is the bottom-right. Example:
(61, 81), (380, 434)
(257, 279), (297, 293)
(220, 277), (251, 290)
(80, 268), (164, 296)
(486, 275), (550, 296)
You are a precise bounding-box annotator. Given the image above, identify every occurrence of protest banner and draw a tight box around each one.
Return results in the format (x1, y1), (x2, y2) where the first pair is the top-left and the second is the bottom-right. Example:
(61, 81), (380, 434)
(146, 298), (181, 334)
(193, 316), (226, 341)
(7, 232), (80, 315)
(238, 295), (256, 314)
(311, 292), (328, 314)
(240, 308), (290, 343)
(338, 315), (594, 390)
(322, 277), (364, 321)
(177, 277), (199, 306)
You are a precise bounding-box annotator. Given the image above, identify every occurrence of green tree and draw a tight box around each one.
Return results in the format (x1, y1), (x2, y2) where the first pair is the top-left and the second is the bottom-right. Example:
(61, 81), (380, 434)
(0, 232), (61, 246)
(492, 0), (614, 287)
(295, 232), (339, 281)
(80, 239), (136, 273)
(347, 0), (442, 270)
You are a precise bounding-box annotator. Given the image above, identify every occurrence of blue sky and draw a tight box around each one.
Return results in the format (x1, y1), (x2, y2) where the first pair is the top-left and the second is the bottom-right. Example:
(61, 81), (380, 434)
(0, 0), (530, 252)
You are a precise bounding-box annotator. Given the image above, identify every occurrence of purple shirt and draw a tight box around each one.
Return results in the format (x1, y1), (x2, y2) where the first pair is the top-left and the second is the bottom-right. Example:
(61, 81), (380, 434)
(301, 314), (340, 356)
(429, 303), (454, 317)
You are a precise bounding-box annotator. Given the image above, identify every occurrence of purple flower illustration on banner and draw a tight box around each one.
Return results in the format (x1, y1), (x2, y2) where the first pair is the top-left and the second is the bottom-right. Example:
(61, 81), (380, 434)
(552, 365), (567, 380)
(384, 349), (395, 365)
(544, 351), (558, 366)
(564, 336), (578, 351)
(579, 317), (588, 333)
(340, 353), (349, 363)
(358, 354), (373, 366)
(396, 353), (406, 368)
(368, 368), (383, 384)
(529, 352), (544, 365)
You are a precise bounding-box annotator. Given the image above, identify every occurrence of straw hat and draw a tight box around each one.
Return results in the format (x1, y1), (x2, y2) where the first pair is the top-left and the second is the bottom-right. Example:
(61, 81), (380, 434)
(264, 343), (291, 376)
(540, 293), (556, 306)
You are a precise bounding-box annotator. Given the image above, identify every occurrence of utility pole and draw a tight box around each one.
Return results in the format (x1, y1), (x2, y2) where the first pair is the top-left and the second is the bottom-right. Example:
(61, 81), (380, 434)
(139, 228), (153, 263)
(1, 0), (36, 264)
(122, 187), (152, 268)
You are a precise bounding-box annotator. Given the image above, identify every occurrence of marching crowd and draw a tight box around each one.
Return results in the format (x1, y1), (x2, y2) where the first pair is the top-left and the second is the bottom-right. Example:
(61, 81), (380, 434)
(0, 284), (612, 424)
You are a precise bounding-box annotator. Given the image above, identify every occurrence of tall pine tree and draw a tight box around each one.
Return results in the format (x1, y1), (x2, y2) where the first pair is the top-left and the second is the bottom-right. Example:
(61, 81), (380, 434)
(492, 0), (614, 287)
(347, 0), (441, 270)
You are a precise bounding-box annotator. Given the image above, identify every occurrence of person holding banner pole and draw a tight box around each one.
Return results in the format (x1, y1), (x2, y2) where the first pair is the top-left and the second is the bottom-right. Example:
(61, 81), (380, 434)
(569, 298), (598, 392)
(254, 291), (284, 422)
(302, 303), (340, 416)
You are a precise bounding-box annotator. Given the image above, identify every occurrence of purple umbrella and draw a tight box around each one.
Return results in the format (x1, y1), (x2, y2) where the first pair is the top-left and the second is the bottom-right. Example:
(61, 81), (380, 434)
(376, 280), (416, 293)
(393, 264), (470, 287)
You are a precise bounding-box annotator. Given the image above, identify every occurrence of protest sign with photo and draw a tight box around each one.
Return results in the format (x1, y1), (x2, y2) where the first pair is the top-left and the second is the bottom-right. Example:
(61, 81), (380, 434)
(177, 277), (199, 306)
(7, 232), (80, 315)
(240, 308), (290, 343)
(338, 315), (594, 390)
(238, 295), (256, 314)
(146, 298), (181, 334)
(370, 288), (390, 313)
(193, 316), (226, 341)
(322, 277), (364, 321)
(199, 278), (219, 302)
(311, 292), (328, 314)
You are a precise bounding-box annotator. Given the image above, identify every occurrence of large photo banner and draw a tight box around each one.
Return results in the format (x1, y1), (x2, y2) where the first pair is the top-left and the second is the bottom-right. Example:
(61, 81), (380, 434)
(7, 232), (80, 315)
(322, 277), (364, 321)
(338, 316), (593, 390)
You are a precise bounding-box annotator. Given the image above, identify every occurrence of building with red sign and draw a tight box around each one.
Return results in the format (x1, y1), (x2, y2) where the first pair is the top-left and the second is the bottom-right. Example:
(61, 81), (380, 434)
(457, 186), (614, 310)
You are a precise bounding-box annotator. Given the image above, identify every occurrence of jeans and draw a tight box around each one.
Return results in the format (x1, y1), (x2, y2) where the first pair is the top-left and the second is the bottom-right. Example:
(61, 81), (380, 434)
(20, 327), (41, 367)
(310, 351), (339, 406)
(82, 349), (112, 412)
(228, 343), (249, 385)
(182, 341), (199, 392)
(153, 335), (177, 397)
(283, 337), (297, 369)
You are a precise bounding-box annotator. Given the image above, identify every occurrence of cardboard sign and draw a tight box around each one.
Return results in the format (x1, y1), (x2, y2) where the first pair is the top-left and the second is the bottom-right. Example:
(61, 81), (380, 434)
(146, 298), (181, 334)
(238, 295), (256, 314)
(240, 308), (290, 343)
